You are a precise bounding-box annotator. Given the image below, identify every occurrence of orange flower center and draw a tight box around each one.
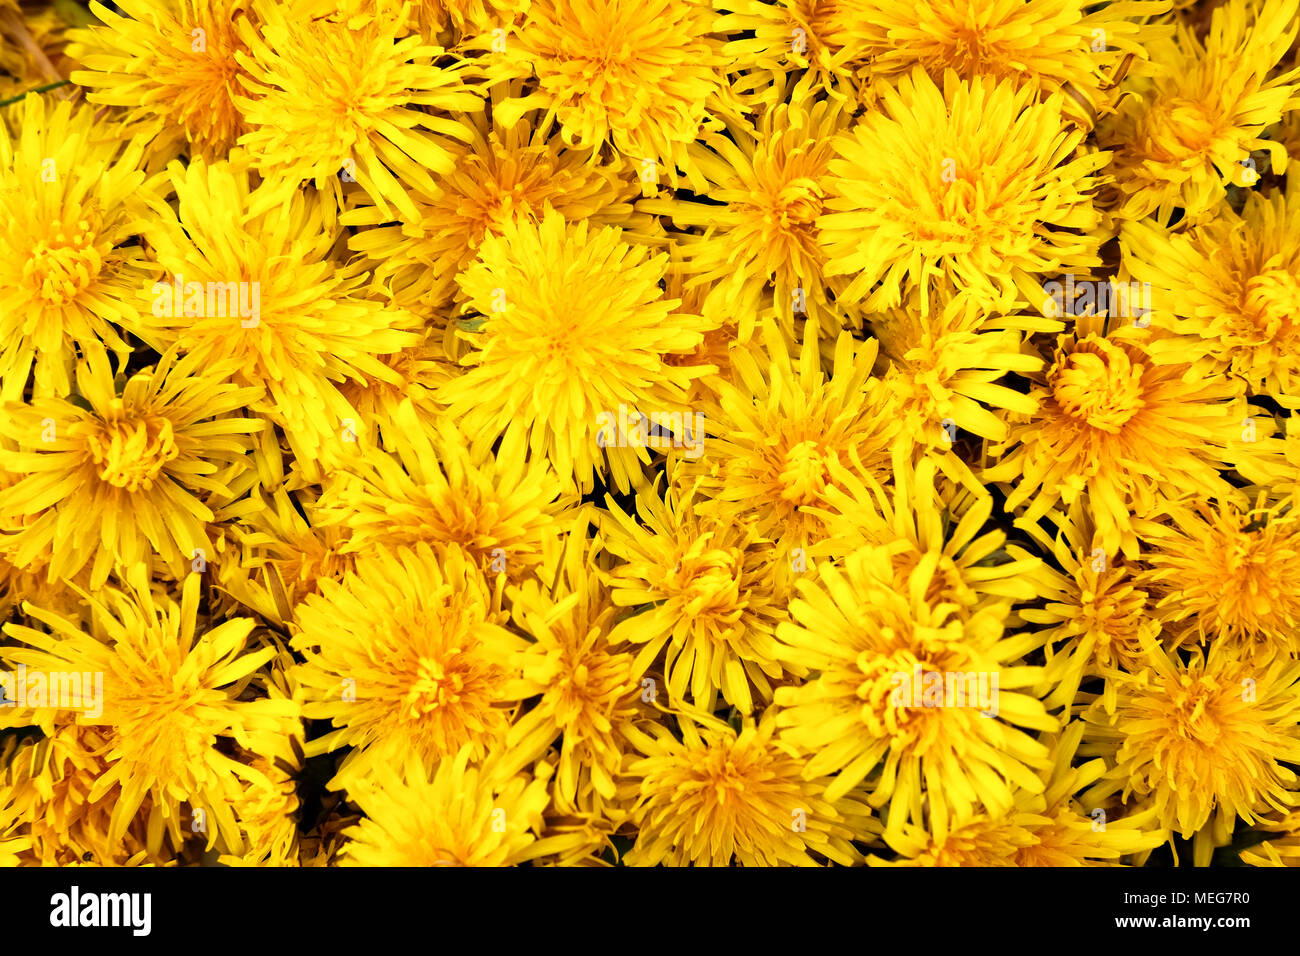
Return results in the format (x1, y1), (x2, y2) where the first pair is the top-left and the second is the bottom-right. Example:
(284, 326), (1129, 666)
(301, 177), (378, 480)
(85, 413), (180, 492)
(778, 439), (833, 503)
(1050, 337), (1146, 433)
(24, 219), (103, 306)
(1241, 267), (1300, 343)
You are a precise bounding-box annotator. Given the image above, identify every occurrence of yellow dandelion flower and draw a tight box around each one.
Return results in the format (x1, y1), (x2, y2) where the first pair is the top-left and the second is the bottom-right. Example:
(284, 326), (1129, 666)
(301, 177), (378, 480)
(334, 325), (458, 446)
(216, 751), (301, 866)
(135, 158), (421, 477)
(196, 694), (298, 866)
(1098, 0), (1300, 223)
(0, 348), (262, 587)
(852, 0), (1171, 124)
(0, 722), (163, 865)
(502, 518), (642, 814)
(316, 399), (579, 582)
(0, 92), (158, 398)
(1141, 494), (1300, 657)
(290, 543), (535, 789)
(344, 83), (647, 313)
(773, 543), (1057, 837)
(621, 711), (874, 866)
(2, 574), (296, 853)
(339, 746), (553, 866)
(873, 723), (1164, 865)
(69, 0), (257, 162)
(601, 470), (794, 715)
(819, 67), (1107, 316)
(493, 0), (735, 191)
(811, 454), (1044, 612)
(233, 0), (482, 220)
(679, 323), (899, 549)
(869, 292), (1051, 466)
(1122, 184), (1300, 402)
(440, 208), (712, 494)
(1082, 631), (1300, 853)
(712, 0), (869, 105)
(640, 83), (855, 341)
(1017, 503), (1156, 711)
(984, 314), (1251, 559)
(216, 483), (357, 628)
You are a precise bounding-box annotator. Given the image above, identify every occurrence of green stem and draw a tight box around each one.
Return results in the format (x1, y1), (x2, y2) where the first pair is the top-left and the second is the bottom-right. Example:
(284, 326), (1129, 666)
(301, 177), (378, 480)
(0, 80), (72, 108)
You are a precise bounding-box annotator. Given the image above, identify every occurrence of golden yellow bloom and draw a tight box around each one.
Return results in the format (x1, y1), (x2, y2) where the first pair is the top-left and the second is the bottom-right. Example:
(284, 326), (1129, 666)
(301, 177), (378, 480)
(774, 543), (1056, 838)
(852, 0), (1171, 124)
(290, 544), (534, 789)
(1098, 0), (1300, 223)
(1017, 503), (1156, 711)
(503, 518), (643, 814)
(494, 0), (734, 191)
(70, 0), (257, 162)
(679, 323), (899, 548)
(0, 348), (262, 587)
(985, 315), (1252, 558)
(0, 722), (163, 865)
(0, 93), (158, 398)
(873, 723), (1164, 865)
(215, 484), (356, 628)
(812, 454), (1044, 611)
(339, 746), (553, 866)
(316, 399), (579, 582)
(2, 575), (296, 854)
(870, 292), (1051, 463)
(713, 0), (869, 105)
(1141, 495), (1300, 658)
(234, 0), (483, 220)
(621, 711), (874, 866)
(344, 83), (646, 313)
(819, 67), (1107, 316)
(1082, 631), (1300, 851)
(640, 83), (854, 340)
(1123, 184), (1300, 402)
(136, 158), (421, 477)
(440, 208), (712, 493)
(601, 470), (794, 715)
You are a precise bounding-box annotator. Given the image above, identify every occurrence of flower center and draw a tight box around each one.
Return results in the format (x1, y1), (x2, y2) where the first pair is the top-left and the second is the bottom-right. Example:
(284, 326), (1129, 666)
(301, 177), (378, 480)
(671, 546), (744, 623)
(23, 219), (103, 306)
(1050, 337), (1146, 433)
(687, 745), (764, 810)
(764, 178), (824, 233)
(404, 655), (469, 717)
(85, 413), (180, 492)
(1169, 677), (1223, 746)
(1161, 97), (1221, 155)
(855, 650), (953, 752)
(1241, 268), (1300, 343)
(778, 439), (833, 503)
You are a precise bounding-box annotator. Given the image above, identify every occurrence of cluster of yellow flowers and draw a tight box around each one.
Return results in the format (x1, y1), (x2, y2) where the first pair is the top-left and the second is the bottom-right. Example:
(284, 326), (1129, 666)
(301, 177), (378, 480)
(2, 0), (1300, 868)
